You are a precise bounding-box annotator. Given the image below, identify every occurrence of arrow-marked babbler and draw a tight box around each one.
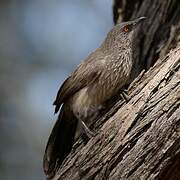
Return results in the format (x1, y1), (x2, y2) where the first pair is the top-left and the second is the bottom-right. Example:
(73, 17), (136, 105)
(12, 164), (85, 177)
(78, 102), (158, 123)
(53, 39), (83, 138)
(43, 17), (146, 178)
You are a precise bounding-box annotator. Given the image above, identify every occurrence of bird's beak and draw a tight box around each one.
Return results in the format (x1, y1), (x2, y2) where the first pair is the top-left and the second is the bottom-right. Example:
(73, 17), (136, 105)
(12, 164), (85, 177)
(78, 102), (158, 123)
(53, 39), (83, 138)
(133, 17), (147, 26)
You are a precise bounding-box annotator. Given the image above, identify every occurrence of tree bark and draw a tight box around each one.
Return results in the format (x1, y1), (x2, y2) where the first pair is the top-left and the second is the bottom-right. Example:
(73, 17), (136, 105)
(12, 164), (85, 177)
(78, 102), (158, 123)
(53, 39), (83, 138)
(113, 0), (180, 82)
(51, 1), (180, 179)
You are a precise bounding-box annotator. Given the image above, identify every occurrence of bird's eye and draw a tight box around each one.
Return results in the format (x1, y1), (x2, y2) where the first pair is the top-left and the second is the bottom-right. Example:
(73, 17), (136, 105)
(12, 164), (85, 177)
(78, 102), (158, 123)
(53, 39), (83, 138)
(123, 26), (129, 33)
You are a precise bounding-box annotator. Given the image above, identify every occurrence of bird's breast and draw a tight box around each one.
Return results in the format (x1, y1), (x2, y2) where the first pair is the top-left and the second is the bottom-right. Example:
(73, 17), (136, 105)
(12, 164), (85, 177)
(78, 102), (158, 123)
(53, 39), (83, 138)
(71, 50), (133, 119)
(94, 51), (133, 101)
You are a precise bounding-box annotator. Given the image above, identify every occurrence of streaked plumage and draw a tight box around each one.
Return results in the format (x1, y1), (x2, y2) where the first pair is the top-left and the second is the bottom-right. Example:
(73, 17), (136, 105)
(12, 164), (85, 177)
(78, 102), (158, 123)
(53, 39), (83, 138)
(43, 17), (146, 179)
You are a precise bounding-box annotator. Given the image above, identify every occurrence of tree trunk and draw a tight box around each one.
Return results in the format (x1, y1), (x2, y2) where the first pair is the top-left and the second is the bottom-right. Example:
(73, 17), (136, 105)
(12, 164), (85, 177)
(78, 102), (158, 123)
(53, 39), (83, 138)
(51, 0), (180, 179)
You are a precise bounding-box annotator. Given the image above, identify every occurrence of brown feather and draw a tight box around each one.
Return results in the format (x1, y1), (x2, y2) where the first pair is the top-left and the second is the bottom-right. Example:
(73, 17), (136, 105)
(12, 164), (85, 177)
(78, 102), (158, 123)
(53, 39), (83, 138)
(53, 49), (105, 113)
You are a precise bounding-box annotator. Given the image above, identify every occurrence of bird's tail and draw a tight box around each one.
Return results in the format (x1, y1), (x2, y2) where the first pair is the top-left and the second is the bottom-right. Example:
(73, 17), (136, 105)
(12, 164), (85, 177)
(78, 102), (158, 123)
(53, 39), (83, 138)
(43, 104), (78, 178)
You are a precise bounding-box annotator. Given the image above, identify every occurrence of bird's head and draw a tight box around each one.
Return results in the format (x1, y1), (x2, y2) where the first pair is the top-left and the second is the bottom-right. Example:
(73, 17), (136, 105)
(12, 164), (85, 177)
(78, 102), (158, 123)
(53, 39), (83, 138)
(102, 17), (146, 52)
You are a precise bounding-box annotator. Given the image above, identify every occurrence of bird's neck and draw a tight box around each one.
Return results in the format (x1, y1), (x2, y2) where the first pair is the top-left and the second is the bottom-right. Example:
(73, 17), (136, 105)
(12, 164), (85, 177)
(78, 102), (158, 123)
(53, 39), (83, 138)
(100, 41), (132, 55)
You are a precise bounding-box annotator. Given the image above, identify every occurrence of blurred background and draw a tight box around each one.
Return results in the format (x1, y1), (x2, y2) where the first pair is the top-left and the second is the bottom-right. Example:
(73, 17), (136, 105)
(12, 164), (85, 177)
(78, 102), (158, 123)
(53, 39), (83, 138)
(0, 0), (113, 179)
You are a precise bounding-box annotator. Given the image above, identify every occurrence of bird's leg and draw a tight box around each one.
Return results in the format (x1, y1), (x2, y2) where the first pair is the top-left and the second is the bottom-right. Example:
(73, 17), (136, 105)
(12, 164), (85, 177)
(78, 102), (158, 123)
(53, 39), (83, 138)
(120, 89), (130, 102)
(78, 105), (102, 139)
(79, 120), (97, 138)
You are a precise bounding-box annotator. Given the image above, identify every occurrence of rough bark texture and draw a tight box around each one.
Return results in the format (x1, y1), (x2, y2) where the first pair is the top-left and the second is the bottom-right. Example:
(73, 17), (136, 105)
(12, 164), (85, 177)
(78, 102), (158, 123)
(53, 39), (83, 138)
(51, 0), (180, 179)
(113, 0), (180, 81)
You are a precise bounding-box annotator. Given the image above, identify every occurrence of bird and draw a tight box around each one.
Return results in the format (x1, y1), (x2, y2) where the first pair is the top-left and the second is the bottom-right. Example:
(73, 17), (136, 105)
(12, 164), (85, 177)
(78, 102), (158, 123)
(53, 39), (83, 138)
(43, 17), (146, 179)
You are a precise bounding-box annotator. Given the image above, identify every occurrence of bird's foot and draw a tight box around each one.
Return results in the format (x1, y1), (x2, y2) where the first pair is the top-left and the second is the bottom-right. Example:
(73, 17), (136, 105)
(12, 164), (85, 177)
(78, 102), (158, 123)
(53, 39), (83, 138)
(120, 89), (130, 102)
(80, 120), (97, 138)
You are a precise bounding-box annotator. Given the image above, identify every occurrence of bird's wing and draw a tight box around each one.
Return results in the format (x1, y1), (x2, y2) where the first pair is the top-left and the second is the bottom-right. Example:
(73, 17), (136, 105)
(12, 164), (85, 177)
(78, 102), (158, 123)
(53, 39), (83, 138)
(53, 51), (104, 113)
